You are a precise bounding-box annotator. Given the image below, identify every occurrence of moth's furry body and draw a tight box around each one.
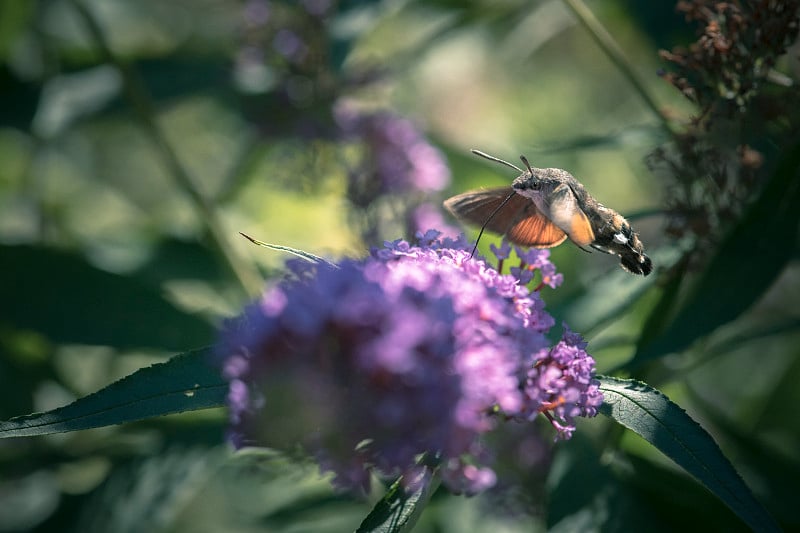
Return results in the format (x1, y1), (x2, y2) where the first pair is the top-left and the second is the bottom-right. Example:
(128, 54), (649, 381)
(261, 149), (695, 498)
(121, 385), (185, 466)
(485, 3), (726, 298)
(445, 152), (653, 276)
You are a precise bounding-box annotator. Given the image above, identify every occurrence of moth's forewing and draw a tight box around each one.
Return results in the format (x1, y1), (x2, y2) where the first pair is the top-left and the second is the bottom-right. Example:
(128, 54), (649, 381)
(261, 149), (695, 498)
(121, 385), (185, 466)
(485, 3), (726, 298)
(443, 187), (516, 232)
(506, 215), (568, 247)
(444, 188), (567, 247)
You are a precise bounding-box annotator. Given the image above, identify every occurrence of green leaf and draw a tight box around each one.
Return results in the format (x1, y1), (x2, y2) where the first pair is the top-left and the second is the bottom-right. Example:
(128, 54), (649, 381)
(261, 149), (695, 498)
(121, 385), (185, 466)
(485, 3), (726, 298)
(0, 347), (226, 438)
(133, 237), (228, 285)
(703, 318), (800, 362)
(525, 125), (668, 154)
(0, 245), (215, 351)
(633, 256), (689, 354)
(356, 468), (438, 533)
(597, 375), (780, 533)
(634, 143), (800, 364)
(551, 243), (684, 335)
(547, 435), (748, 532)
(0, 1), (34, 60)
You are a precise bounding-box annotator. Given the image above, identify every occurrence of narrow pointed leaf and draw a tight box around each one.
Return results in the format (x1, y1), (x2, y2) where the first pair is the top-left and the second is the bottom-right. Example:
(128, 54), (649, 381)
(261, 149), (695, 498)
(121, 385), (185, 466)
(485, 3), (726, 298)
(0, 347), (226, 438)
(356, 468), (438, 533)
(239, 233), (338, 268)
(597, 375), (780, 533)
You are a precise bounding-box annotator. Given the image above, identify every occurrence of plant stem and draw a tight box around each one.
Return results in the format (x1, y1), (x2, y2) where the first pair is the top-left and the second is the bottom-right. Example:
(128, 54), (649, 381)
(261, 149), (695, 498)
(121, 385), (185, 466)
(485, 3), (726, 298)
(71, 0), (262, 298)
(560, 0), (677, 137)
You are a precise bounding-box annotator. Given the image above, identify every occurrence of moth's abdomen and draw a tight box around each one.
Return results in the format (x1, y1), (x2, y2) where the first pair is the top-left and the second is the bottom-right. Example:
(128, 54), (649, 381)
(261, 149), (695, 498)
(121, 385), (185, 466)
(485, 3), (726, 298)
(619, 248), (653, 276)
(590, 213), (653, 276)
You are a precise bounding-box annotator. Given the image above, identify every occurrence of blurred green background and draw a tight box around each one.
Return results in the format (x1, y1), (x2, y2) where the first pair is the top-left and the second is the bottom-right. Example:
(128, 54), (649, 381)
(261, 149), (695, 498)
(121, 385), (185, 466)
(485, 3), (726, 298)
(1, 0), (798, 531)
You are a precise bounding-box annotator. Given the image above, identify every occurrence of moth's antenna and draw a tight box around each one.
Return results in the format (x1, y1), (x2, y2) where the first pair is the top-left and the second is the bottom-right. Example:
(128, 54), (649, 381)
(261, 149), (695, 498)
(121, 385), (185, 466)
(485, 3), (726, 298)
(470, 191), (516, 258)
(471, 149), (524, 173)
(519, 155), (533, 173)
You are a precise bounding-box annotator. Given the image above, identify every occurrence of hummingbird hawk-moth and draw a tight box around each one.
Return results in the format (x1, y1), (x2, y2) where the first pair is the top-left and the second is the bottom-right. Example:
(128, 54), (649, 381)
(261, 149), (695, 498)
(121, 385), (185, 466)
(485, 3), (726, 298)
(444, 150), (653, 276)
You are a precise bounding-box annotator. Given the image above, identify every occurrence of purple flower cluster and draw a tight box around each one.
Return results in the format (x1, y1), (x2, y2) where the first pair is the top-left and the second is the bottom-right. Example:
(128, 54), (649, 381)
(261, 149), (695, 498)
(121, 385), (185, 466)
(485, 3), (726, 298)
(334, 101), (451, 199)
(218, 232), (601, 494)
(493, 243), (565, 289)
(520, 326), (603, 440)
(235, 0), (333, 103)
(512, 246), (564, 289)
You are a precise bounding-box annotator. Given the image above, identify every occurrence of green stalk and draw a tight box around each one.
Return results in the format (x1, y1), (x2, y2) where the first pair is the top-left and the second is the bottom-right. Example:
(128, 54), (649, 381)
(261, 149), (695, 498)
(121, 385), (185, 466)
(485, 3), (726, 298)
(561, 0), (677, 136)
(71, 0), (262, 297)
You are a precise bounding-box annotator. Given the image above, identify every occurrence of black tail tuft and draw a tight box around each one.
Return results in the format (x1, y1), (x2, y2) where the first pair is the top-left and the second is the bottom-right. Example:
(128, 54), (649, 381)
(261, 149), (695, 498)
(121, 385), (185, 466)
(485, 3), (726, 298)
(620, 252), (653, 276)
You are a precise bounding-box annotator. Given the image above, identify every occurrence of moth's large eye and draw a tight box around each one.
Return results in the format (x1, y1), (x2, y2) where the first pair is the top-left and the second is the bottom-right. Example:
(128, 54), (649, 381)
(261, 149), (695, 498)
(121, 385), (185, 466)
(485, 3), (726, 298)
(512, 178), (541, 192)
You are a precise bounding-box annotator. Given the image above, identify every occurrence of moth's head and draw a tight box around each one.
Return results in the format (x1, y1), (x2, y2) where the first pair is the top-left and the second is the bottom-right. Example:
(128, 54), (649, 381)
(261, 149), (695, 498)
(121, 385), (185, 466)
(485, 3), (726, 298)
(512, 168), (572, 200)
